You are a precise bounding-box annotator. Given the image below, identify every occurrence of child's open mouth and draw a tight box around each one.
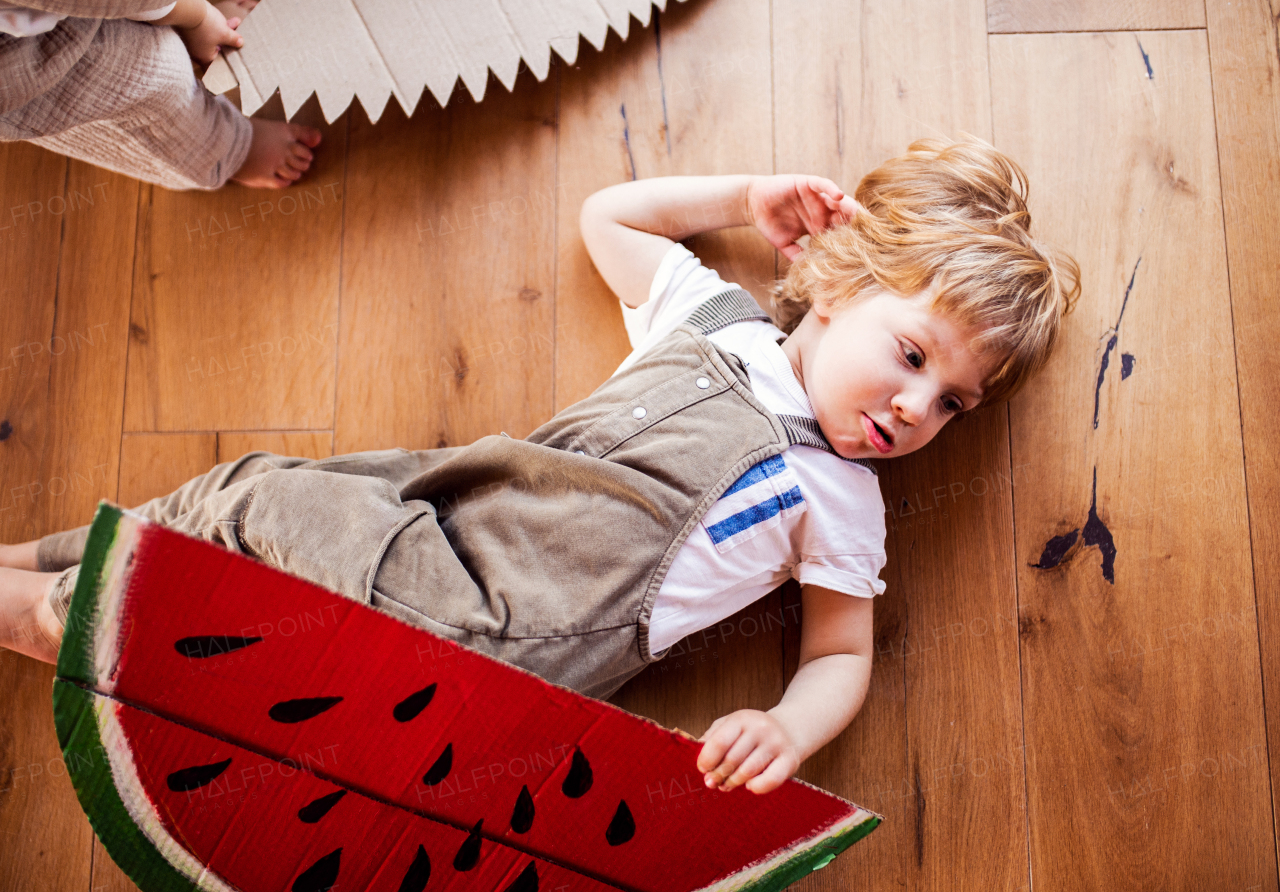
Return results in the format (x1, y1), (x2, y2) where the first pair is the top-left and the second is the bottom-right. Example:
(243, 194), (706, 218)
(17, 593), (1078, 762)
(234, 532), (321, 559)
(863, 413), (894, 454)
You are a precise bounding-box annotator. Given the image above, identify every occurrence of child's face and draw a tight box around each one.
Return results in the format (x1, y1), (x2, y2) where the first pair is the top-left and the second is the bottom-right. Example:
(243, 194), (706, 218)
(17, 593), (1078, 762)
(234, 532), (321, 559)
(794, 287), (995, 460)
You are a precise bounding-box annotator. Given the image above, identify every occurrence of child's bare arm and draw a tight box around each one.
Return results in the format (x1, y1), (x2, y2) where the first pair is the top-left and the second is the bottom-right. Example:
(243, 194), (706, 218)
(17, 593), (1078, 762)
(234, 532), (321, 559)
(579, 174), (858, 309)
(696, 585), (873, 794)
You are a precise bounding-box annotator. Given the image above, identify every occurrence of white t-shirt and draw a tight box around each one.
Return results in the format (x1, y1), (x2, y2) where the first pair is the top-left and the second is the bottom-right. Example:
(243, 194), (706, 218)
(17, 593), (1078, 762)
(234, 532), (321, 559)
(0, 2), (176, 37)
(620, 243), (888, 654)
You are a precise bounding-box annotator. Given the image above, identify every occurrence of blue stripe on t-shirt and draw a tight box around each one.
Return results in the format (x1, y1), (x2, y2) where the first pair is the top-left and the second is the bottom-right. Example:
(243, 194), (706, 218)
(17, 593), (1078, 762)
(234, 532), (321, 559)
(705, 485), (805, 545)
(722, 454), (788, 497)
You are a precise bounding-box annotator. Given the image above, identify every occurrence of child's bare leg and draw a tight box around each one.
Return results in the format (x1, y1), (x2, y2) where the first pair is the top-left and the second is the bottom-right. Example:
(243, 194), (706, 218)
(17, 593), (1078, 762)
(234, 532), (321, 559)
(231, 119), (322, 189)
(0, 568), (63, 665)
(0, 541), (40, 571)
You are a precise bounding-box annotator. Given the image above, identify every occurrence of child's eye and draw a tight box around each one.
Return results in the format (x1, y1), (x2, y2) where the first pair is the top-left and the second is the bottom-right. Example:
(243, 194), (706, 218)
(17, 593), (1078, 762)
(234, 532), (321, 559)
(902, 346), (923, 369)
(942, 397), (963, 413)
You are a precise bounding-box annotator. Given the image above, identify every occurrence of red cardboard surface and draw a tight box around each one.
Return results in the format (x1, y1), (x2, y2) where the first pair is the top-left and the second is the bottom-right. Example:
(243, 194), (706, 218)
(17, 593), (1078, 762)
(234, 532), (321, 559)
(55, 506), (881, 892)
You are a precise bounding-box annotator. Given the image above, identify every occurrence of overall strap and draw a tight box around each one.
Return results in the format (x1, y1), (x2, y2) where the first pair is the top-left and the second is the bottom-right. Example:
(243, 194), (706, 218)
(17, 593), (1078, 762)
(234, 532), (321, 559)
(683, 288), (879, 477)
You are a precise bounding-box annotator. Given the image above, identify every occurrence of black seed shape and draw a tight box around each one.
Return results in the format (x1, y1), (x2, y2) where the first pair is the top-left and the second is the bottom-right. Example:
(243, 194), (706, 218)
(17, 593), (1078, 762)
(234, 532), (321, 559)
(503, 861), (539, 892)
(423, 742), (452, 786)
(561, 747), (592, 798)
(292, 847), (341, 892)
(297, 789), (347, 823)
(269, 696), (343, 724)
(167, 758), (232, 792)
(606, 799), (635, 846)
(452, 819), (483, 871)
(174, 635), (263, 659)
(397, 844), (431, 892)
(510, 784), (535, 833)
(393, 683), (437, 722)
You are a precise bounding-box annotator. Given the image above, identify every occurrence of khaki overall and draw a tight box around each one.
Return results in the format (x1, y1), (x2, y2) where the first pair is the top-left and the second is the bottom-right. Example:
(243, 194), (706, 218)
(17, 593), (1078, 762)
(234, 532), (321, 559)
(41, 290), (876, 700)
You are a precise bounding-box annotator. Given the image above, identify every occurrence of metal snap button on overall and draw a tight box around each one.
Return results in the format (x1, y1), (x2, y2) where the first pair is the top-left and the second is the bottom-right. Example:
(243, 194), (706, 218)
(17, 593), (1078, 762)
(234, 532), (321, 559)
(632, 406), (647, 419)
(696, 376), (710, 389)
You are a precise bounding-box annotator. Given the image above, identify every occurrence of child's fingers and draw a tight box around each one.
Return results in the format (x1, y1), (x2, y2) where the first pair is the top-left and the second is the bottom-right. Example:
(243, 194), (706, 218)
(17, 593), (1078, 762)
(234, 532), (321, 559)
(744, 755), (796, 794)
(705, 731), (759, 787)
(695, 719), (743, 772)
(719, 746), (776, 791)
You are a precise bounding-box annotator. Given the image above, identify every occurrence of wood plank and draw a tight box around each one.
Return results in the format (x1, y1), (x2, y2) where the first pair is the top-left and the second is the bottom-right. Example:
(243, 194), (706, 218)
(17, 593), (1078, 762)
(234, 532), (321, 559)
(117, 433), (217, 508)
(554, 0), (776, 411)
(1205, 2), (1280, 882)
(0, 140), (98, 892)
(334, 72), (558, 453)
(217, 430), (333, 462)
(773, 2), (1020, 889)
(123, 96), (346, 433)
(987, 0), (1204, 33)
(991, 31), (1269, 889)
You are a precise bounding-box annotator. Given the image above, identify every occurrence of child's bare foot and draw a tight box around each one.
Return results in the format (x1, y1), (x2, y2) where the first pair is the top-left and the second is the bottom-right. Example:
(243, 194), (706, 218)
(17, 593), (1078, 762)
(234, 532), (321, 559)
(231, 119), (322, 189)
(0, 568), (63, 665)
(0, 540), (40, 571)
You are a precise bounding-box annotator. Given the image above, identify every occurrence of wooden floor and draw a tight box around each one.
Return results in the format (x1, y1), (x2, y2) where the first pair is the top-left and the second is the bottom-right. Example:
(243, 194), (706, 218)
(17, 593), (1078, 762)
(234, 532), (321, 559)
(2, 0), (1279, 888)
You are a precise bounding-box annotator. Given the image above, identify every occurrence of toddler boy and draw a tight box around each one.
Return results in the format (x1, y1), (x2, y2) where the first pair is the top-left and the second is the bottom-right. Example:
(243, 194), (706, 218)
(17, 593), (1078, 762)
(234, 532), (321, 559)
(0, 136), (1079, 794)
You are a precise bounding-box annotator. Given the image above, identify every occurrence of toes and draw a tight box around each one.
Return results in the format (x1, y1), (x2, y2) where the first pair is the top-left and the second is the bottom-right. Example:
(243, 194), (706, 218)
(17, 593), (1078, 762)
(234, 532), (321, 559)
(290, 125), (323, 148)
(275, 164), (302, 183)
(289, 142), (314, 164)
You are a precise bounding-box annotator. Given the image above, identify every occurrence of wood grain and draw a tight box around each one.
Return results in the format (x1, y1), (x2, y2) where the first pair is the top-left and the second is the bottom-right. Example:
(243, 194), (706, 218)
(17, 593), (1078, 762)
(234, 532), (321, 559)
(992, 30), (1270, 890)
(1205, 3), (1280, 886)
(334, 72), (558, 452)
(987, 0), (1205, 33)
(123, 96), (346, 433)
(117, 432), (218, 507)
(217, 430), (333, 463)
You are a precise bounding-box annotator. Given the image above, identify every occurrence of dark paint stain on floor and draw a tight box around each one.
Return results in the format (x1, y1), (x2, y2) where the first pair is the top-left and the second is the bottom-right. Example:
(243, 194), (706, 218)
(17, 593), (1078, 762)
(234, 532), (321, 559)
(1082, 467), (1117, 584)
(1121, 353), (1135, 380)
(1033, 528), (1079, 570)
(0, 420), (11, 441)
(1136, 37), (1154, 79)
(1032, 467), (1117, 584)
(1093, 257), (1141, 429)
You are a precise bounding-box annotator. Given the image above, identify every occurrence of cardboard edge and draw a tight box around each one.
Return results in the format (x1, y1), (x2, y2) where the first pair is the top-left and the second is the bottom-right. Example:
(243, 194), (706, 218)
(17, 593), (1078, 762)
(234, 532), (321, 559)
(202, 56), (238, 95)
(53, 679), (203, 892)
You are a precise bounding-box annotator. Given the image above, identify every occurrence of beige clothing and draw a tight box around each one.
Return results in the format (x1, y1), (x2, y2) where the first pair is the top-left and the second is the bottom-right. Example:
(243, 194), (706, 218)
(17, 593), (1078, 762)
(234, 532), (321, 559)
(0, 9), (252, 190)
(43, 291), (863, 699)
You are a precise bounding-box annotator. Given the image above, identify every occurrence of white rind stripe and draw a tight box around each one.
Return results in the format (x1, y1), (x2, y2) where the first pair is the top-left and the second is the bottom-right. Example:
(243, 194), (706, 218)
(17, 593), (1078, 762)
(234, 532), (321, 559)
(95, 694), (241, 892)
(95, 511), (145, 693)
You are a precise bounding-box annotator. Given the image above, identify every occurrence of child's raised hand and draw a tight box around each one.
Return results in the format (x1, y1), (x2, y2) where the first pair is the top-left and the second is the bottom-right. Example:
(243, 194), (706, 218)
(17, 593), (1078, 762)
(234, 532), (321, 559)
(696, 709), (802, 795)
(177, 0), (245, 66)
(746, 174), (860, 261)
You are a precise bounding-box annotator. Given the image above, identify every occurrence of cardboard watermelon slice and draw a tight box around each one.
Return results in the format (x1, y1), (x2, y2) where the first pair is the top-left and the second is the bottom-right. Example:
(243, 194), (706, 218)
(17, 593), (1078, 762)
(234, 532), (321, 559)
(53, 503), (882, 892)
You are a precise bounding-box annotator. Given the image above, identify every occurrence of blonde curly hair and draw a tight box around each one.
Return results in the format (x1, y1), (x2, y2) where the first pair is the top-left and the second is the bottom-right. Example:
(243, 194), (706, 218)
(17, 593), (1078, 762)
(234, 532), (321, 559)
(771, 134), (1081, 408)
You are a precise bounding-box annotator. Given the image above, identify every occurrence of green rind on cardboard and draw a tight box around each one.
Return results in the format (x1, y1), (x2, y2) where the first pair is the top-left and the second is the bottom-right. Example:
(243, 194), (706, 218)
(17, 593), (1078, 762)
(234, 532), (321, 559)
(735, 814), (882, 892)
(55, 502), (124, 686)
(53, 679), (200, 892)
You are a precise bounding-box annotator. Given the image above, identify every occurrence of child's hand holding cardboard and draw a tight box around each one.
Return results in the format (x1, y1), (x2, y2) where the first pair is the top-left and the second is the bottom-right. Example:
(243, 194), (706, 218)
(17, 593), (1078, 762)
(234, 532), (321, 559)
(746, 174), (861, 261)
(696, 709), (803, 795)
(150, 0), (245, 66)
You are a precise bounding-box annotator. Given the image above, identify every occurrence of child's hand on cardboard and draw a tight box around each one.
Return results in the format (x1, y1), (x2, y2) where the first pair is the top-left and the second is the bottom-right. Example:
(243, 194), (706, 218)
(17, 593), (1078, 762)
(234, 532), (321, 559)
(177, 0), (245, 66)
(746, 174), (860, 261)
(696, 709), (802, 795)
